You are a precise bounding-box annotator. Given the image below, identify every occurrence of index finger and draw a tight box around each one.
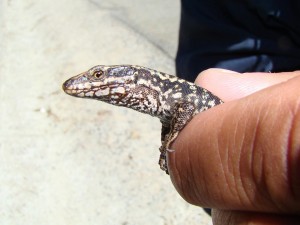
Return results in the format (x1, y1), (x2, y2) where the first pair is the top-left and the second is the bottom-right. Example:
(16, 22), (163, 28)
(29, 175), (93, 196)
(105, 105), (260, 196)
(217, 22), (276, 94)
(195, 69), (300, 101)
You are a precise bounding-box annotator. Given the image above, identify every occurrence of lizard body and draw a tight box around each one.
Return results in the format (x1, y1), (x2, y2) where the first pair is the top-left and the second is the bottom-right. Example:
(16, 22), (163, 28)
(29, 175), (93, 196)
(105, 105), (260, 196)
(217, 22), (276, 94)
(62, 65), (223, 174)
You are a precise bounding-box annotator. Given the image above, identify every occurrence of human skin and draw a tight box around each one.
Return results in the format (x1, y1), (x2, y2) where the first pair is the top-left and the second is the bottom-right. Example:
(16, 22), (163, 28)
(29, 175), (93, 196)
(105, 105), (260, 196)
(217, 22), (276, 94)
(168, 69), (300, 225)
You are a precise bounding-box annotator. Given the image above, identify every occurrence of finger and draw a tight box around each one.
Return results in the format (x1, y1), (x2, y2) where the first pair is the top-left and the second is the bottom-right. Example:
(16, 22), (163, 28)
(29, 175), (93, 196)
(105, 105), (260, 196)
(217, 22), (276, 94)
(168, 75), (300, 213)
(212, 209), (300, 225)
(195, 68), (300, 101)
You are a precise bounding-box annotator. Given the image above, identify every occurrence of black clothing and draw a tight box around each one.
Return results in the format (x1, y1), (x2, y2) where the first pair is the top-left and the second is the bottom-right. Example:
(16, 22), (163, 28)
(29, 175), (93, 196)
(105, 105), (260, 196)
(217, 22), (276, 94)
(176, 0), (300, 81)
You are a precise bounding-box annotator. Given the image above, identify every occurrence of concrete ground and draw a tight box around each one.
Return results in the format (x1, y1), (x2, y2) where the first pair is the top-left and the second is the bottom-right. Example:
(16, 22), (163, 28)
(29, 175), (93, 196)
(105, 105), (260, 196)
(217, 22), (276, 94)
(1, 0), (212, 224)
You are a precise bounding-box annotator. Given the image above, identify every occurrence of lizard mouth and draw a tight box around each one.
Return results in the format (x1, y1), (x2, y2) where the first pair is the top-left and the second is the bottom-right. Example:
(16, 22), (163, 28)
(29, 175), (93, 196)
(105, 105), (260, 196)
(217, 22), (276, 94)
(62, 73), (88, 93)
(62, 80), (73, 94)
(62, 80), (83, 95)
(62, 79), (126, 99)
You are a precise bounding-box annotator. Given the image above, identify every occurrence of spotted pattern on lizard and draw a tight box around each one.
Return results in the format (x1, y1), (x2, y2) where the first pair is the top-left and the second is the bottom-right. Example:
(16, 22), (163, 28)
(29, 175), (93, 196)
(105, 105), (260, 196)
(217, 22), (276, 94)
(62, 65), (223, 174)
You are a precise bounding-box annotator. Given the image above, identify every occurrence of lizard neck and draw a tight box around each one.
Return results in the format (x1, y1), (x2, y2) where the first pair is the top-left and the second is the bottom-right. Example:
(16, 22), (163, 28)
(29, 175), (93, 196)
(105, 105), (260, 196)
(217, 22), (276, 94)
(127, 67), (197, 122)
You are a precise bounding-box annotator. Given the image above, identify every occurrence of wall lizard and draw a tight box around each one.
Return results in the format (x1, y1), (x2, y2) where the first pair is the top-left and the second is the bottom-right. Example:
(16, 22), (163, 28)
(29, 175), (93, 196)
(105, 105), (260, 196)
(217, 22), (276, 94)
(62, 65), (223, 174)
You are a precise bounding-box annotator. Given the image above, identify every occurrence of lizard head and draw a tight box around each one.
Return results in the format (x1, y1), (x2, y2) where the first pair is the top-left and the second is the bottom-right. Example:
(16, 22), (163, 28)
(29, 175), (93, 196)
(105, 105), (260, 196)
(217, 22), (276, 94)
(62, 65), (138, 103)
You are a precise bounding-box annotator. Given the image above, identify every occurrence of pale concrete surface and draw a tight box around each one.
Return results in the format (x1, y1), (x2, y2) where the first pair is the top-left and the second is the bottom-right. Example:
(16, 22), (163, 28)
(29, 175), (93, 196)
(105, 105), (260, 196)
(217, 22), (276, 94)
(0, 0), (212, 224)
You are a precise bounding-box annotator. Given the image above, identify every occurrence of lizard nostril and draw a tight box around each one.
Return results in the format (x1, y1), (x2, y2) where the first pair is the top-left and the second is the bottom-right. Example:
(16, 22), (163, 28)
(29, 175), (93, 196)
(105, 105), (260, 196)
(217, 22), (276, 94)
(62, 79), (72, 92)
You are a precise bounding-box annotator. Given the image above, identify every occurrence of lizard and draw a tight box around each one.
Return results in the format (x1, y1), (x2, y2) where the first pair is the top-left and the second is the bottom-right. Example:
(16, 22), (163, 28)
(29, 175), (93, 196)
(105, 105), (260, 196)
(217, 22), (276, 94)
(62, 65), (223, 174)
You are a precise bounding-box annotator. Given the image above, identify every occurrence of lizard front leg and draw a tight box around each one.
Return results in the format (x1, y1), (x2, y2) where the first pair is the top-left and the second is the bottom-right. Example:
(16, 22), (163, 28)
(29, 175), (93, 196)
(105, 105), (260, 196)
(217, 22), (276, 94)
(159, 101), (197, 174)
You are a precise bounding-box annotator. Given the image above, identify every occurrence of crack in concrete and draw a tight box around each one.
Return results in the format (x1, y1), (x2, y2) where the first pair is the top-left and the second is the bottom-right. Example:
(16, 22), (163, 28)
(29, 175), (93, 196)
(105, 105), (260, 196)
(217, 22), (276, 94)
(114, 16), (174, 60)
(87, 0), (173, 60)
(88, 0), (121, 11)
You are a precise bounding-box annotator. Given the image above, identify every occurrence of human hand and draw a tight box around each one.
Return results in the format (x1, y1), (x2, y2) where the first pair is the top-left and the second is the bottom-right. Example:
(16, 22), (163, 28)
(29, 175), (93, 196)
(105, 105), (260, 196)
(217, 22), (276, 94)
(168, 69), (300, 225)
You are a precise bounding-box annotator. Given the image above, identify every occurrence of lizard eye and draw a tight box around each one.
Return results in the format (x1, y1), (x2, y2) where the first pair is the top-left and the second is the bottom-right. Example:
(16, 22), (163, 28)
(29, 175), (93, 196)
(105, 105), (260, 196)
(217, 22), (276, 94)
(93, 70), (104, 78)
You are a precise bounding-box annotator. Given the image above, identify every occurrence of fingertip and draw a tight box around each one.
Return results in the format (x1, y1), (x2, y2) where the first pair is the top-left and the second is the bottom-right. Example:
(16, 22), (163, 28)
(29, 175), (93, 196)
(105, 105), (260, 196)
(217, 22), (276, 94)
(195, 68), (300, 102)
(195, 69), (244, 102)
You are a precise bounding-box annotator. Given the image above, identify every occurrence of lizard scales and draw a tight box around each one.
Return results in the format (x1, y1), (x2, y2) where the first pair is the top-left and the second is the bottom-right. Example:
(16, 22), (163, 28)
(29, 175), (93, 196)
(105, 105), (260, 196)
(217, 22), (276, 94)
(62, 65), (223, 174)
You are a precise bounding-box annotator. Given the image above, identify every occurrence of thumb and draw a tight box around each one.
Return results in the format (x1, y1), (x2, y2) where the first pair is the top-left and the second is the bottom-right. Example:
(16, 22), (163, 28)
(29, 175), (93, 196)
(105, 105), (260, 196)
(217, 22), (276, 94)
(168, 70), (300, 214)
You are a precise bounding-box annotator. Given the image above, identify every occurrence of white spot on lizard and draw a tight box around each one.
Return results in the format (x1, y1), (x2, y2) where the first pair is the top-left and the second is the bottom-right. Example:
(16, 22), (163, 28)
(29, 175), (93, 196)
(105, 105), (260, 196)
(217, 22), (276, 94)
(95, 89), (109, 96)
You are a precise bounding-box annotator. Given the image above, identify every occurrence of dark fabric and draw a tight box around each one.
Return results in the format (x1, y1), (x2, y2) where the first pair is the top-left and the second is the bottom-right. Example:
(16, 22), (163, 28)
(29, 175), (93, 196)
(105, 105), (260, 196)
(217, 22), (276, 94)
(176, 0), (300, 81)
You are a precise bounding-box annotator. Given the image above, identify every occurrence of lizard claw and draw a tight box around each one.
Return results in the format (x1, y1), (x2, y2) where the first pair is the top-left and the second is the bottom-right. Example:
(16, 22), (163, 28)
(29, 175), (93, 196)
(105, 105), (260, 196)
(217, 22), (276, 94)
(158, 152), (169, 174)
